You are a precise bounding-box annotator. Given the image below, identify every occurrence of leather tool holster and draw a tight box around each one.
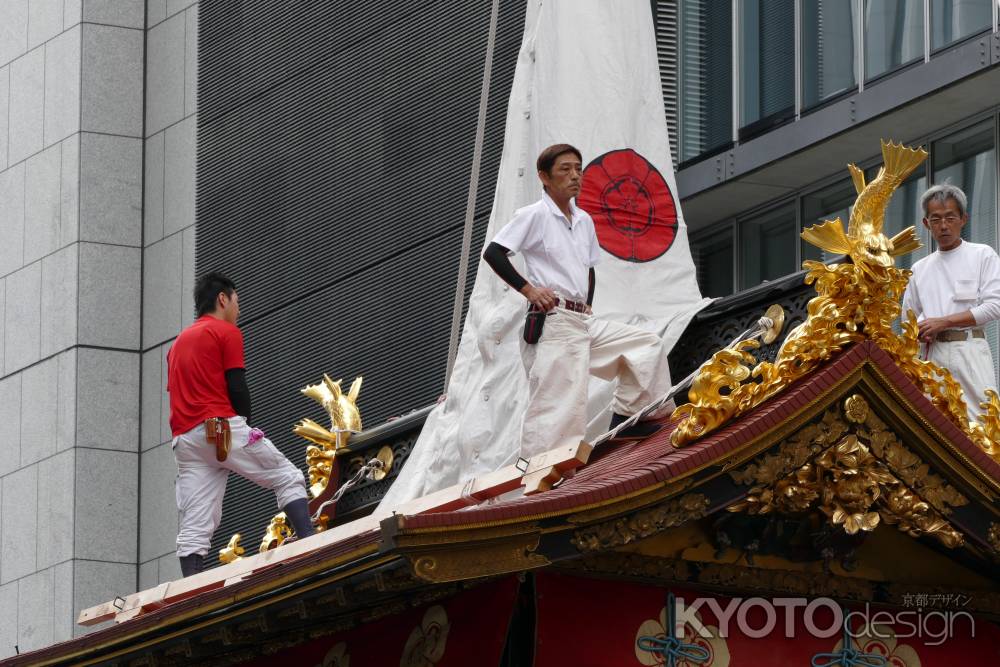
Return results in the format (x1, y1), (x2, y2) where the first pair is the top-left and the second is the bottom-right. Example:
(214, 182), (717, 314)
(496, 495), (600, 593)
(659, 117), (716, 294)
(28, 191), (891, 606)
(205, 417), (232, 462)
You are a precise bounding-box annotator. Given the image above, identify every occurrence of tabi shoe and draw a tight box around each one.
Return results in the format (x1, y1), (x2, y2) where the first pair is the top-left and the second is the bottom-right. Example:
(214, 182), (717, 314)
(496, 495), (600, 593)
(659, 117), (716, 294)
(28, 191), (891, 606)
(282, 498), (317, 539)
(608, 412), (663, 441)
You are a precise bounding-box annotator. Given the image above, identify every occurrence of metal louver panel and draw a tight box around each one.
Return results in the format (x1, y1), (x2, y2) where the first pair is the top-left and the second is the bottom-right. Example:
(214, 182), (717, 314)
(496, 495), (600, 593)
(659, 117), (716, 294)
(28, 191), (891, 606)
(197, 0), (526, 560)
(653, 1), (680, 168)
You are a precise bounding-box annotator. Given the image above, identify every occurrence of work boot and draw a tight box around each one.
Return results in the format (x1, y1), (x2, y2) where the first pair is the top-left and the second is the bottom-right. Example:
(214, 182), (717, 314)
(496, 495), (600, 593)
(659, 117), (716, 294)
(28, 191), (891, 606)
(282, 498), (317, 540)
(179, 553), (204, 577)
(609, 412), (662, 440)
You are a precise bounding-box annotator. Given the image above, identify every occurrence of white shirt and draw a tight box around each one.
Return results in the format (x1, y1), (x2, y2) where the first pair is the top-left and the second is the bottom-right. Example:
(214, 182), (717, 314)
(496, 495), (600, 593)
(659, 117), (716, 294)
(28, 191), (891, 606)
(902, 240), (1000, 326)
(491, 193), (602, 301)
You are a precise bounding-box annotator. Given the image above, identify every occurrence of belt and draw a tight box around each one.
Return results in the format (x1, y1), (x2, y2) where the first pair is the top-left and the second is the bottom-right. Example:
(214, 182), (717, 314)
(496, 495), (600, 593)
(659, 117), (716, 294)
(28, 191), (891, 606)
(558, 299), (588, 313)
(936, 328), (985, 342)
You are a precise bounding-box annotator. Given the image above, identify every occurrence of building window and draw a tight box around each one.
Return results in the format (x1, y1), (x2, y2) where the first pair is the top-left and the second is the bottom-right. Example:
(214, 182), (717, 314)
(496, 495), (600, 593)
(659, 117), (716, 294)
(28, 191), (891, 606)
(864, 0), (924, 80)
(678, 0), (733, 163)
(930, 0), (993, 49)
(875, 166), (929, 271)
(802, 0), (859, 109)
(691, 226), (735, 298)
(739, 0), (795, 134)
(740, 204), (798, 289)
(801, 178), (857, 264)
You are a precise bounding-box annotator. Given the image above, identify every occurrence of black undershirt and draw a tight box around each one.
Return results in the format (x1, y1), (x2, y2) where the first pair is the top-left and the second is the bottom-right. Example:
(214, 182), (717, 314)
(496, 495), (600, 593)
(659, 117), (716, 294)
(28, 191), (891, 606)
(225, 368), (252, 424)
(483, 241), (595, 306)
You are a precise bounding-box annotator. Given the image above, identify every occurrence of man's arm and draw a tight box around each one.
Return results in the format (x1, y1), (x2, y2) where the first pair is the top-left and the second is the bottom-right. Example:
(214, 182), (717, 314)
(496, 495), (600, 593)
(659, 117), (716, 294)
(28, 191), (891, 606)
(225, 368), (252, 423)
(482, 241), (557, 311)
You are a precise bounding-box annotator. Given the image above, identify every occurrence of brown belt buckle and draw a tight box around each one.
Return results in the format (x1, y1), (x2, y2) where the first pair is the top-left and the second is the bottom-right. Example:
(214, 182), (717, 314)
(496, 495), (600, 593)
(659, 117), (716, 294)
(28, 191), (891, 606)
(205, 417), (232, 462)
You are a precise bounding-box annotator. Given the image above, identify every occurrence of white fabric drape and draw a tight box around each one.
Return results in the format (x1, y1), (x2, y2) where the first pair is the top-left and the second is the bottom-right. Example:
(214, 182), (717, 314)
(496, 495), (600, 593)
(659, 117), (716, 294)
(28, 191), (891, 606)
(379, 0), (711, 510)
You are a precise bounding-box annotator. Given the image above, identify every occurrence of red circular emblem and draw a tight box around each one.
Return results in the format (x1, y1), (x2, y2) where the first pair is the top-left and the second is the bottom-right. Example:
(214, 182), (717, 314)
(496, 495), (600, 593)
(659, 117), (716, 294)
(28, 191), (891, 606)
(577, 148), (678, 263)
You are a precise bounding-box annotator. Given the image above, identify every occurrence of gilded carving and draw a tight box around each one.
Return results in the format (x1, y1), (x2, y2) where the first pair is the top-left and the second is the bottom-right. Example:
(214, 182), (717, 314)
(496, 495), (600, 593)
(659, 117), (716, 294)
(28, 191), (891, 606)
(410, 535), (549, 583)
(259, 512), (294, 553)
(294, 375), (363, 499)
(670, 141), (1000, 466)
(571, 493), (710, 552)
(219, 533), (245, 565)
(729, 398), (966, 548)
(989, 522), (1000, 556)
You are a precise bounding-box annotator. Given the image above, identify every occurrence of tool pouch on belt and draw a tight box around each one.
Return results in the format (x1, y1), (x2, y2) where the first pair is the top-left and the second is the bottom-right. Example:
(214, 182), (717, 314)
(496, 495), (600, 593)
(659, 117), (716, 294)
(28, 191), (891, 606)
(205, 417), (232, 462)
(523, 306), (546, 344)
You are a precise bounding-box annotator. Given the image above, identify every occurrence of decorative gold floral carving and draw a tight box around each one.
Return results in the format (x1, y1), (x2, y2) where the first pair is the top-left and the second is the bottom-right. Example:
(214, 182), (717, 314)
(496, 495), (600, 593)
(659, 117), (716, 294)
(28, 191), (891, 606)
(218, 533), (245, 564)
(294, 375), (363, 499)
(571, 493), (710, 552)
(670, 141), (1000, 466)
(989, 522), (1000, 555)
(259, 512), (294, 553)
(729, 397), (966, 548)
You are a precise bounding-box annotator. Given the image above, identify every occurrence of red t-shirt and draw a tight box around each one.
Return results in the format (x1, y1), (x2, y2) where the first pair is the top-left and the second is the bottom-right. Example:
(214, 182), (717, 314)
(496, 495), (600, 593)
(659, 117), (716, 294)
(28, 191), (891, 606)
(167, 315), (246, 436)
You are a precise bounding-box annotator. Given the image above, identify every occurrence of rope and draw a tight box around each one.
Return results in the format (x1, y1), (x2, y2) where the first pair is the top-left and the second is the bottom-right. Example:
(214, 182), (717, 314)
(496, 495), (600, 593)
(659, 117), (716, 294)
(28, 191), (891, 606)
(310, 458), (386, 523)
(444, 0), (502, 387)
(810, 614), (887, 667)
(636, 592), (711, 667)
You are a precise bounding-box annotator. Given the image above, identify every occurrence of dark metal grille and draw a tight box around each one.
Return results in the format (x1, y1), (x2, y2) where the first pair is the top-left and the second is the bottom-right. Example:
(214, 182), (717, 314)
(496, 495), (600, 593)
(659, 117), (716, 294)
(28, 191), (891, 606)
(196, 0), (527, 560)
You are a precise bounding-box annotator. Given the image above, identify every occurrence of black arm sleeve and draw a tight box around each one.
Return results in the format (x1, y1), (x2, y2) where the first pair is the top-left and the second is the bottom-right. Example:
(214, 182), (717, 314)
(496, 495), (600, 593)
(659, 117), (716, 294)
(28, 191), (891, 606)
(225, 368), (252, 424)
(587, 267), (596, 306)
(483, 242), (528, 291)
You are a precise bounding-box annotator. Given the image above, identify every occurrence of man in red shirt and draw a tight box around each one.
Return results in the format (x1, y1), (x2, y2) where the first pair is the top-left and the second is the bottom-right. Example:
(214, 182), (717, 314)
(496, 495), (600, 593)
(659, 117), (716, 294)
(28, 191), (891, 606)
(168, 272), (315, 576)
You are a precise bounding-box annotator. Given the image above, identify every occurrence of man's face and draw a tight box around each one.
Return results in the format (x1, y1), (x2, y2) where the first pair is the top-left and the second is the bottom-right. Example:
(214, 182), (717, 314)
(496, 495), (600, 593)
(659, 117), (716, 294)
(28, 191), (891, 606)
(539, 152), (582, 202)
(923, 197), (968, 251)
(219, 290), (240, 324)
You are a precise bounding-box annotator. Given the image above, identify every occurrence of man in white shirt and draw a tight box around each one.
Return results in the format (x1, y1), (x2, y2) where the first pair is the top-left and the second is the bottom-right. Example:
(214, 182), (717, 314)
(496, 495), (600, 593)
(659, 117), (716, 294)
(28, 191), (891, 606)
(482, 143), (673, 458)
(901, 184), (1000, 421)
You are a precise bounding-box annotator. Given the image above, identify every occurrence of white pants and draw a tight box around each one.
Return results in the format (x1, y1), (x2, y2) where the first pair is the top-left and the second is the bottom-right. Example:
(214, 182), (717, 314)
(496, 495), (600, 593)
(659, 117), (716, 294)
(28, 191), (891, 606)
(173, 416), (308, 557)
(521, 307), (673, 458)
(927, 337), (998, 422)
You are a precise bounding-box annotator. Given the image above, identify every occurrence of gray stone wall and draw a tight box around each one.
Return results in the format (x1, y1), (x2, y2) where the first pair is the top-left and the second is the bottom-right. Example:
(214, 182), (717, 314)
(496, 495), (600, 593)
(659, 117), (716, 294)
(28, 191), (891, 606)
(0, 0), (195, 657)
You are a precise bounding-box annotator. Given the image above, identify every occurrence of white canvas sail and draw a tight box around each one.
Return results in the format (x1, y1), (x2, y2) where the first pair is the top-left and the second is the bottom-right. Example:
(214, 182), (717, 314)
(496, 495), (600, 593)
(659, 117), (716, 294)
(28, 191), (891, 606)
(379, 0), (712, 510)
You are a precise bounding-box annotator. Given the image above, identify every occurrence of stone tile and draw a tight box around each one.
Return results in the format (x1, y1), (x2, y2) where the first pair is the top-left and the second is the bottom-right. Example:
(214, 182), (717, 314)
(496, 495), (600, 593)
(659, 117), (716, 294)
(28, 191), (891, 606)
(4, 262), (41, 373)
(60, 134), (80, 248)
(0, 65), (9, 171)
(143, 131), (165, 245)
(141, 347), (163, 451)
(28, 0), (63, 51)
(23, 143), (62, 265)
(146, 0), (166, 29)
(78, 243), (140, 349)
(0, 278), (4, 372)
(52, 560), (74, 643)
(184, 5), (197, 116)
(56, 348), (77, 452)
(138, 559), (157, 590)
(0, 159), (25, 278)
(163, 116), (195, 237)
(40, 245), (78, 357)
(0, 579), (17, 660)
(0, 1), (28, 68)
(72, 560), (134, 638)
(145, 13), (184, 136)
(44, 26), (81, 146)
(76, 348), (139, 452)
(79, 133), (141, 245)
(37, 450), (75, 569)
(8, 47), (44, 165)
(160, 340), (172, 443)
(81, 24), (143, 137)
(181, 226), (196, 328)
(20, 356), (57, 466)
(74, 448), (137, 562)
(1, 465), (37, 584)
(0, 375), (20, 477)
(83, 0), (145, 28)
(156, 551), (180, 583)
(17, 567), (53, 653)
(139, 441), (177, 562)
(166, 0), (196, 19)
(142, 233), (183, 347)
(64, 0), (83, 29)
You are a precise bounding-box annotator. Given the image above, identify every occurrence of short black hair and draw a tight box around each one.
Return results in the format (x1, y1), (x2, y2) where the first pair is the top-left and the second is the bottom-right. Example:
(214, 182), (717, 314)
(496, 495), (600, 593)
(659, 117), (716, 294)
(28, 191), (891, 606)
(194, 272), (236, 317)
(536, 143), (583, 175)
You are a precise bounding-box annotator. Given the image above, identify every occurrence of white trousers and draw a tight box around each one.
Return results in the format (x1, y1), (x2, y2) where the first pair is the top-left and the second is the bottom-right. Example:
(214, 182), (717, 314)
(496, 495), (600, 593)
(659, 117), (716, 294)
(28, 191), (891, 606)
(521, 307), (673, 458)
(927, 337), (998, 422)
(173, 416), (308, 557)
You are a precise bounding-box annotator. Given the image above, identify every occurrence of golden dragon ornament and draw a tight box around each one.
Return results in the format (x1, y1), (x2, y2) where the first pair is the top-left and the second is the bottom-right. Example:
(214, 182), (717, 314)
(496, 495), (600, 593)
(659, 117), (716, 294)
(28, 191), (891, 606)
(671, 140), (1000, 464)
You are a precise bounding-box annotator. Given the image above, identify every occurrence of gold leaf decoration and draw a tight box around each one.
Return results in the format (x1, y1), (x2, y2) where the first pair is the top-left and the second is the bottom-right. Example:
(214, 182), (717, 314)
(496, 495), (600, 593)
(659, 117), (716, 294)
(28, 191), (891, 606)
(293, 375), (363, 499)
(219, 533), (245, 564)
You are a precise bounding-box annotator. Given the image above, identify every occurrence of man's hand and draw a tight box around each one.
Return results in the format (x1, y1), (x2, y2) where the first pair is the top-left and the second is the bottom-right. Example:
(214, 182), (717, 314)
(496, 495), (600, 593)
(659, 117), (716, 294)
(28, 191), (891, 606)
(521, 284), (557, 311)
(917, 316), (956, 342)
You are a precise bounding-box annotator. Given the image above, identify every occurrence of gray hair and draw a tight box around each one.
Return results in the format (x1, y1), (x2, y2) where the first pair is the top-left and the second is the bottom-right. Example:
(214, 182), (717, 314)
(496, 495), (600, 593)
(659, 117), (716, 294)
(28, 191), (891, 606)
(921, 183), (968, 217)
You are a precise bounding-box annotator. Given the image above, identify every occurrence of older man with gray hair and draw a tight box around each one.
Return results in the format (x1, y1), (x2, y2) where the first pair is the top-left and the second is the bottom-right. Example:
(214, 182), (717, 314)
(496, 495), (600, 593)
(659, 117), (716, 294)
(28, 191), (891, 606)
(901, 184), (1000, 420)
